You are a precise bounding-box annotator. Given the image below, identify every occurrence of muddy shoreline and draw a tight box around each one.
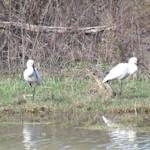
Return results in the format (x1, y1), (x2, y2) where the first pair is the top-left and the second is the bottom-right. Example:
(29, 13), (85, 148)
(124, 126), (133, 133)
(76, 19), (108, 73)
(1, 103), (150, 128)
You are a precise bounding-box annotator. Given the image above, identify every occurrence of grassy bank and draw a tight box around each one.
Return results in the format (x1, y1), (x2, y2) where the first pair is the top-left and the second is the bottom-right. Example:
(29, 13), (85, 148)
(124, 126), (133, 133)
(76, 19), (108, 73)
(0, 65), (150, 126)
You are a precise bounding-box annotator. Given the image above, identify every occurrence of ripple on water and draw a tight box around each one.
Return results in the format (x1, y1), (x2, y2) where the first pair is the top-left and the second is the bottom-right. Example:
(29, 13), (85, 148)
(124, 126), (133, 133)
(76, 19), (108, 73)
(0, 124), (150, 150)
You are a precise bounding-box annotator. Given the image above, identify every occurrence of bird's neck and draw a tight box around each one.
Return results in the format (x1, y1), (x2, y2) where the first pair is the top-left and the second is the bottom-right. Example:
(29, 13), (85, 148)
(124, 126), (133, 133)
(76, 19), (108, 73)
(128, 63), (137, 68)
(27, 66), (34, 71)
(128, 63), (137, 75)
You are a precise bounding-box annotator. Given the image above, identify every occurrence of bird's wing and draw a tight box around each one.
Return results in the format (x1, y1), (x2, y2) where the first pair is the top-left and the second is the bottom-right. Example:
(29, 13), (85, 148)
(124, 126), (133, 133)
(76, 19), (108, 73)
(34, 68), (42, 81)
(103, 63), (128, 82)
(28, 71), (35, 78)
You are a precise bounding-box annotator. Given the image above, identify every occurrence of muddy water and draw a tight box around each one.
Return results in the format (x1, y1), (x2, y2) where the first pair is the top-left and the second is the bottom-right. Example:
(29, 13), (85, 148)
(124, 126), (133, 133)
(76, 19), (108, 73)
(0, 123), (150, 150)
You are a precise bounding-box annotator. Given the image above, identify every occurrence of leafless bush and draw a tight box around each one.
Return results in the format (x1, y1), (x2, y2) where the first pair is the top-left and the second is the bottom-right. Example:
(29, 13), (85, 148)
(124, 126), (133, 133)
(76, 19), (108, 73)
(0, 0), (149, 75)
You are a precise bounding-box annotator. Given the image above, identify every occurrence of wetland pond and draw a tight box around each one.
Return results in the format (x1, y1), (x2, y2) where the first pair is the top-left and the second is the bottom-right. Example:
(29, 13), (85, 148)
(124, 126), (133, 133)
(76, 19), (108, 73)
(0, 123), (150, 150)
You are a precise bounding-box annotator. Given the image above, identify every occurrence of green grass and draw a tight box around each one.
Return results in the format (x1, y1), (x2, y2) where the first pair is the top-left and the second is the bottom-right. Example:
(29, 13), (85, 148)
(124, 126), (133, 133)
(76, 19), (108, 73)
(0, 64), (150, 126)
(0, 75), (150, 112)
(0, 76), (94, 105)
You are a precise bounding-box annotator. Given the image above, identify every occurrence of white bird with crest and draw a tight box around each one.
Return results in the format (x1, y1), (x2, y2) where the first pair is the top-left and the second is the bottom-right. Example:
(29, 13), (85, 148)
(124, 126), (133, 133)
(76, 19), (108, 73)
(103, 57), (138, 95)
(24, 59), (41, 99)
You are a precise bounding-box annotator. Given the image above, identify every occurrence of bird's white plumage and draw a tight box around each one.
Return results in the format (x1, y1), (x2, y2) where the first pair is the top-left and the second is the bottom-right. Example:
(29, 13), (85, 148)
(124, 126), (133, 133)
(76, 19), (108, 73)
(103, 57), (138, 83)
(128, 57), (137, 64)
(103, 63), (129, 82)
(24, 59), (41, 86)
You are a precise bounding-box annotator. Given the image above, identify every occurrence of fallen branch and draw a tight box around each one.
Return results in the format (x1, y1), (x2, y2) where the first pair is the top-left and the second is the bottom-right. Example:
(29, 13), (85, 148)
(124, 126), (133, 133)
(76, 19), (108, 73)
(86, 68), (104, 89)
(0, 21), (116, 34)
(86, 68), (114, 98)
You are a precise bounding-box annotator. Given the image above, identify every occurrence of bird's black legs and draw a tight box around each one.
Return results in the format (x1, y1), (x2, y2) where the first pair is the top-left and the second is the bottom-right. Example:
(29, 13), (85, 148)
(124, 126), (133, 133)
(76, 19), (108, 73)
(107, 82), (116, 96)
(106, 81), (124, 96)
(29, 83), (32, 87)
(29, 82), (36, 100)
(32, 87), (36, 100)
(119, 80), (122, 95)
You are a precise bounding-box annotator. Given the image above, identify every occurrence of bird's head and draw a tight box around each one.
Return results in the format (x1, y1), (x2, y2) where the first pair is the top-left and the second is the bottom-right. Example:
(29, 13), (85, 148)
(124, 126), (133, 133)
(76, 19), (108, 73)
(128, 57), (138, 64)
(26, 59), (34, 68)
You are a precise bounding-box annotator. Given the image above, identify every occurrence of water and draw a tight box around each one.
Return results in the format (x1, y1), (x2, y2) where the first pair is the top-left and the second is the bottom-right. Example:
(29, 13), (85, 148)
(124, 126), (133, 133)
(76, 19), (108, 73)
(0, 123), (150, 150)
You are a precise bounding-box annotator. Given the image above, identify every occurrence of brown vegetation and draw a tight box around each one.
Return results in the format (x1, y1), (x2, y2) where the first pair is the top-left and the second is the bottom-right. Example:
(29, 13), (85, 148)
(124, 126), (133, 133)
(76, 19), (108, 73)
(0, 0), (149, 75)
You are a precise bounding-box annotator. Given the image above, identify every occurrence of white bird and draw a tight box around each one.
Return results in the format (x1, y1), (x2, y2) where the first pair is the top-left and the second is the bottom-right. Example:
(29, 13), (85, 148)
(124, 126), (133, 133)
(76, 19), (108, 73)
(103, 57), (138, 95)
(102, 116), (115, 127)
(102, 116), (137, 149)
(24, 59), (41, 100)
(23, 124), (37, 150)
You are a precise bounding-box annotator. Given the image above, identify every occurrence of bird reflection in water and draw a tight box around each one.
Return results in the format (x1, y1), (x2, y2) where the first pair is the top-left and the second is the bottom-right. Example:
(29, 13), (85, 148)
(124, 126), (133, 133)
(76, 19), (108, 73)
(102, 116), (138, 150)
(22, 124), (37, 150)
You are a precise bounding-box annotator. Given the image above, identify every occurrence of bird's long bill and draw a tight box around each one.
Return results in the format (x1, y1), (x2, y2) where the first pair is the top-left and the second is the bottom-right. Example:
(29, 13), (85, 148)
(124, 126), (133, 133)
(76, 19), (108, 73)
(33, 64), (37, 76)
(33, 64), (35, 69)
(33, 64), (39, 81)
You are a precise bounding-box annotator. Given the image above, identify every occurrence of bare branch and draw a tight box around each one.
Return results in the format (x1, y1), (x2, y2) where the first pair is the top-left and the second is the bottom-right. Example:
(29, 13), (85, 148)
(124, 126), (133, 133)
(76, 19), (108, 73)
(0, 21), (115, 33)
